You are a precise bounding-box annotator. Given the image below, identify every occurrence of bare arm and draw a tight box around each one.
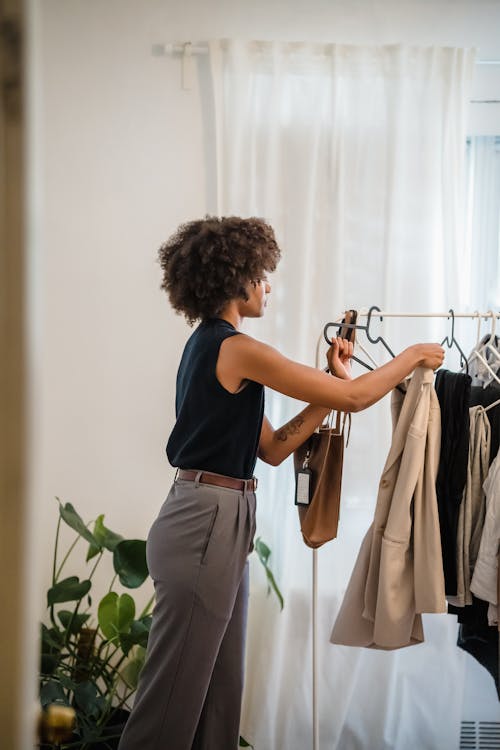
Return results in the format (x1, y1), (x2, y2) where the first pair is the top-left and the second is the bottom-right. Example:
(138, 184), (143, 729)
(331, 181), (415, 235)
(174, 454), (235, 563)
(221, 335), (444, 413)
(258, 407), (331, 466)
(257, 337), (349, 466)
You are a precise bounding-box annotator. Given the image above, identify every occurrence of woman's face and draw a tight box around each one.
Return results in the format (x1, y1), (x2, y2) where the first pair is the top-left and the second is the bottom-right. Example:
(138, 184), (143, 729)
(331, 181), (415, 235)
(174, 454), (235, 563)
(243, 275), (271, 318)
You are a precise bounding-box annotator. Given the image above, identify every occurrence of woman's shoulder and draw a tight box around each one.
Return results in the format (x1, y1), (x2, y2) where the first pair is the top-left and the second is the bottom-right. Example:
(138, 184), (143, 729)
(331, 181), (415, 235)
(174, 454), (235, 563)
(219, 330), (280, 370)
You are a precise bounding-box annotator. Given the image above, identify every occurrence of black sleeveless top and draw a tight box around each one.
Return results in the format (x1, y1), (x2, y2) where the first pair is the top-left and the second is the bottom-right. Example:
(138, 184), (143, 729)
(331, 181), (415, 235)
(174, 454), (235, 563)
(166, 318), (265, 479)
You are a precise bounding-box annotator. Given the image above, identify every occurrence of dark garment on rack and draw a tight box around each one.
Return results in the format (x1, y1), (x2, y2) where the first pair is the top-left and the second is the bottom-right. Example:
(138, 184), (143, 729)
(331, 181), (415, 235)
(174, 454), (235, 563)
(448, 387), (500, 698)
(435, 369), (472, 596)
(454, 592), (500, 701)
(457, 619), (500, 700)
(449, 592), (490, 626)
(448, 384), (500, 618)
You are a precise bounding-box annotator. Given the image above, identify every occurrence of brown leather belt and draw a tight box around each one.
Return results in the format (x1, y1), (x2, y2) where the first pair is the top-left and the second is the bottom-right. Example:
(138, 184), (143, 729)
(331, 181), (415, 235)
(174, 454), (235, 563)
(177, 469), (258, 493)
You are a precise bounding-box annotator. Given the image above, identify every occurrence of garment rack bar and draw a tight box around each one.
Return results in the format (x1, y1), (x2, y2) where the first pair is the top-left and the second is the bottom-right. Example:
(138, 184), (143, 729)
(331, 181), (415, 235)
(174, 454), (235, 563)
(354, 310), (500, 319)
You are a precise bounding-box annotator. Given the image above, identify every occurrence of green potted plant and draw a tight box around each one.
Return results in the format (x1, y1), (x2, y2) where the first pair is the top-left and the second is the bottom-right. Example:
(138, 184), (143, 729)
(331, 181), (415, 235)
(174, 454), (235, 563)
(39, 499), (153, 748)
(38, 499), (283, 749)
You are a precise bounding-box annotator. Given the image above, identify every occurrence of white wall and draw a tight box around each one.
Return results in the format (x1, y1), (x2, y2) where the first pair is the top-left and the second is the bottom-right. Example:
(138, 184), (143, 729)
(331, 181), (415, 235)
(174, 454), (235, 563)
(28, 0), (500, 735)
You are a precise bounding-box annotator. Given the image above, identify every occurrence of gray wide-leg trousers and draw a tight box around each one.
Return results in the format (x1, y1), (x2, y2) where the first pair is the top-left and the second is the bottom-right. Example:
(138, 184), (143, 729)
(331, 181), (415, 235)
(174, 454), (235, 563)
(118, 475), (256, 750)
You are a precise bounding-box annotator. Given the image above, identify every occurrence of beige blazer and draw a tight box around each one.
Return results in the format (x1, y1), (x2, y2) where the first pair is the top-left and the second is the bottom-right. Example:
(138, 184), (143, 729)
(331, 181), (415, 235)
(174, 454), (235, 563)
(330, 367), (446, 650)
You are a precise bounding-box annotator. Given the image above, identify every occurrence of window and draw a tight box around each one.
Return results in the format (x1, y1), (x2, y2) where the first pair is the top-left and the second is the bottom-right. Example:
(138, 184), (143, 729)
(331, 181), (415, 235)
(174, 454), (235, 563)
(464, 136), (500, 310)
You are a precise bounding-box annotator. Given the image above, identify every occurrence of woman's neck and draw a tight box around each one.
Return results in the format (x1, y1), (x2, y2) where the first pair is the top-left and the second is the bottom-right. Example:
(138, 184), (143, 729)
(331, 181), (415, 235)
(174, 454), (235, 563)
(217, 302), (243, 331)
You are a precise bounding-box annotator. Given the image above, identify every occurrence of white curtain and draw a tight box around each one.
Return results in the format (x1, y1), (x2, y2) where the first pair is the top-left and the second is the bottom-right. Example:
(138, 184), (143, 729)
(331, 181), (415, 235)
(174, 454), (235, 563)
(208, 41), (475, 750)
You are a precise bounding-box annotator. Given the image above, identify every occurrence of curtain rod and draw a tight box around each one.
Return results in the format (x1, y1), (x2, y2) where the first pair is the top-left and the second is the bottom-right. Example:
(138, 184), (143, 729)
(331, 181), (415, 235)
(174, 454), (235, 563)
(153, 44), (500, 99)
(152, 43), (500, 65)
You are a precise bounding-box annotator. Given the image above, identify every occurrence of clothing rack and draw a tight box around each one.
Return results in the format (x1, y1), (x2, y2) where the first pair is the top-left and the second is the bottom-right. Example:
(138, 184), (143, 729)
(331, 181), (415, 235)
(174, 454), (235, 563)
(354, 310), (500, 319)
(311, 307), (500, 750)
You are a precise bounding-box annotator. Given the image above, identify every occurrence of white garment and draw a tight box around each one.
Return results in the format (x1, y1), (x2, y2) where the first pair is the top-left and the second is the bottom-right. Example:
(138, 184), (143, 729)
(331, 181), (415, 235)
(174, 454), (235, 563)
(467, 336), (500, 389)
(447, 406), (490, 607)
(470, 450), (500, 625)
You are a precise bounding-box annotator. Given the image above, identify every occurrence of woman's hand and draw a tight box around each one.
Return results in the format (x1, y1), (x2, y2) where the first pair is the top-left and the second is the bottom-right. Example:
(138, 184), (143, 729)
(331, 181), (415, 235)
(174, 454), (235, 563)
(409, 343), (446, 371)
(327, 337), (354, 380)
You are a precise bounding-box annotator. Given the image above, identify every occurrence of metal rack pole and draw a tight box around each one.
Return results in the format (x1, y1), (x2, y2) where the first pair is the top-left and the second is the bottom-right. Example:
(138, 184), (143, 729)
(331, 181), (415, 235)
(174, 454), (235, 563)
(312, 548), (319, 750)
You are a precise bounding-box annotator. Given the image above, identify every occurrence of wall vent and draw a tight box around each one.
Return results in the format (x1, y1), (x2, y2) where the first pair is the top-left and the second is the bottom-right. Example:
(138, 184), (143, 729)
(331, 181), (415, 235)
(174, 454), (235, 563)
(460, 721), (500, 749)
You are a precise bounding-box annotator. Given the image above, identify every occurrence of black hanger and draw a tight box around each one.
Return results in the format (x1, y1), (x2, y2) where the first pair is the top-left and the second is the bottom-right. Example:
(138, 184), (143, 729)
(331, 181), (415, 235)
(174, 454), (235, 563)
(440, 309), (469, 374)
(324, 305), (396, 367)
(324, 311), (373, 373)
(324, 306), (406, 394)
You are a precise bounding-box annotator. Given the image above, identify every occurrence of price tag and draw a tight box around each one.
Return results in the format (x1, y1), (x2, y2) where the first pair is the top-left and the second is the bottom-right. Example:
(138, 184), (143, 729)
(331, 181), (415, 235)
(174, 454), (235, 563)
(295, 468), (312, 506)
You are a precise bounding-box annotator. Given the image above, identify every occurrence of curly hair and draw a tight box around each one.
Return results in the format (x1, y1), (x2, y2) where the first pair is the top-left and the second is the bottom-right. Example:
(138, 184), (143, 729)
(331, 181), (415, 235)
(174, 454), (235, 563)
(158, 216), (281, 324)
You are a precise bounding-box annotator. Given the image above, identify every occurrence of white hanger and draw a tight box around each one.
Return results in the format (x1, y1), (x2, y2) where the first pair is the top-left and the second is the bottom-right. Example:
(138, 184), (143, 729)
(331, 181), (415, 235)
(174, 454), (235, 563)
(475, 310), (482, 346)
(356, 341), (379, 369)
(465, 339), (500, 386)
(482, 310), (500, 362)
(464, 311), (500, 384)
(484, 397), (500, 413)
(467, 350), (500, 384)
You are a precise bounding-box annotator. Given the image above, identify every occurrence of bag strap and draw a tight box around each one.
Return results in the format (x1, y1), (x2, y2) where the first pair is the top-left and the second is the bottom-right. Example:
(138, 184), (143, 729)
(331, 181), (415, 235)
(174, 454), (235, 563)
(345, 413), (352, 446)
(315, 424), (334, 487)
(315, 310), (357, 437)
(333, 410), (351, 444)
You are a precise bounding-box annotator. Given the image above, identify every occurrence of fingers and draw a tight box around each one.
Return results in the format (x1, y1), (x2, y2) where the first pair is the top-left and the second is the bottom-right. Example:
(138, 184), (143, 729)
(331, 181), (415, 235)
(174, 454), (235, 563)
(325, 337), (351, 380)
(436, 345), (445, 369)
(430, 343), (445, 368)
(333, 336), (353, 359)
(420, 343), (446, 371)
(327, 338), (339, 359)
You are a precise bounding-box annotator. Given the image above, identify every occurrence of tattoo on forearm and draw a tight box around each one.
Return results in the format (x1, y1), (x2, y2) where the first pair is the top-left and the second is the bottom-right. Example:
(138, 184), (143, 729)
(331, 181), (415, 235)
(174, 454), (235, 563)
(276, 416), (305, 442)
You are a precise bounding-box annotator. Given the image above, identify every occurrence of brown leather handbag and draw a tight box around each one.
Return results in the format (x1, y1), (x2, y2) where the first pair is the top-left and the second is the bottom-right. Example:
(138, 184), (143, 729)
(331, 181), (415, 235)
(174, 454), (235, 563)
(293, 310), (356, 548)
(293, 411), (349, 548)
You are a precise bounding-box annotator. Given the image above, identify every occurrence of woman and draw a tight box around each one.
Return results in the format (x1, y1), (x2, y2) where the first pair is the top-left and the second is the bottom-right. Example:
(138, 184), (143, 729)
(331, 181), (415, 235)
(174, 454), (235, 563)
(118, 216), (444, 750)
